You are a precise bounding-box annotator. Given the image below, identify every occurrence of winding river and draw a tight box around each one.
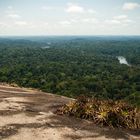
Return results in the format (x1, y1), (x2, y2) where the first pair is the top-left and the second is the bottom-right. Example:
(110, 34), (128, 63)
(117, 56), (130, 66)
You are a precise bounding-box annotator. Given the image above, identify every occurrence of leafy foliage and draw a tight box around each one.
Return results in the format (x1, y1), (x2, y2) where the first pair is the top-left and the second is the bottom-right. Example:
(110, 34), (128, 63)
(57, 96), (140, 129)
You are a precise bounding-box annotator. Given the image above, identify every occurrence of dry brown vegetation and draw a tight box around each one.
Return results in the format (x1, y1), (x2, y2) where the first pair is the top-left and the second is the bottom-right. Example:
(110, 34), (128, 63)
(57, 96), (140, 129)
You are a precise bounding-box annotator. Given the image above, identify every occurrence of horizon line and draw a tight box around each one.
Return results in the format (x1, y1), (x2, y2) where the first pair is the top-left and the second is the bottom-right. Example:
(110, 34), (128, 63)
(0, 35), (140, 37)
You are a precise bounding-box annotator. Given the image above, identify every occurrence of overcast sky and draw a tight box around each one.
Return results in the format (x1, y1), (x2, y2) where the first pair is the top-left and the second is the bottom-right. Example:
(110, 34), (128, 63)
(0, 0), (140, 36)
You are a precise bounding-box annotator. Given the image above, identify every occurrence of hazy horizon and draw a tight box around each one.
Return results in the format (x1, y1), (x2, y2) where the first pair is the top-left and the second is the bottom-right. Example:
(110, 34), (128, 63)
(1, 35), (140, 37)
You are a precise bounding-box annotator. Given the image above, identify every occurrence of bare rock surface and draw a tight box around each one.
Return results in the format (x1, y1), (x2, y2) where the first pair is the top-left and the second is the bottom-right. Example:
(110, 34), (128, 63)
(0, 84), (139, 140)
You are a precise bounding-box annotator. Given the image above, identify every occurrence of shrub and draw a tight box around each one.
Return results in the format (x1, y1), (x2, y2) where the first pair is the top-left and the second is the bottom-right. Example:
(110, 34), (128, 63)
(57, 96), (140, 129)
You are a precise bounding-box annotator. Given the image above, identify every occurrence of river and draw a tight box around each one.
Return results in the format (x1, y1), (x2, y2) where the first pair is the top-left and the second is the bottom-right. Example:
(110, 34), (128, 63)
(117, 56), (130, 66)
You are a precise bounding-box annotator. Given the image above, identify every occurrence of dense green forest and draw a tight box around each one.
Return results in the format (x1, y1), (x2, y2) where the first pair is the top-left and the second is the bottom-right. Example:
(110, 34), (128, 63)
(0, 36), (140, 106)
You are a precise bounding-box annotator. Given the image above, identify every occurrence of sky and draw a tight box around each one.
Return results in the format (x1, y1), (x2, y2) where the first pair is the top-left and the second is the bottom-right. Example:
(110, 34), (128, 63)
(0, 0), (140, 36)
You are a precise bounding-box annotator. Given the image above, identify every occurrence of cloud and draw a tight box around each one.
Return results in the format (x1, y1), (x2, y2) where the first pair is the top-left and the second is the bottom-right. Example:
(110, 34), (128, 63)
(66, 3), (84, 13)
(14, 21), (28, 26)
(59, 20), (71, 26)
(113, 15), (133, 24)
(87, 9), (96, 14)
(58, 17), (99, 27)
(0, 22), (12, 28)
(123, 2), (140, 10)
(65, 3), (96, 15)
(113, 15), (128, 20)
(105, 15), (133, 25)
(82, 18), (99, 24)
(70, 19), (78, 23)
(41, 6), (54, 11)
(7, 14), (21, 19)
(0, 22), (6, 27)
(6, 6), (21, 19)
(14, 21), (49, 28)
(7, 6), (13, 10)
(105, 19), (121, 25)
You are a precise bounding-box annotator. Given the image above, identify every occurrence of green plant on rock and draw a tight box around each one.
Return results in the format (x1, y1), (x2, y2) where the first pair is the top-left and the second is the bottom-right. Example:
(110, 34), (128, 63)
(57, 96), (140, 129)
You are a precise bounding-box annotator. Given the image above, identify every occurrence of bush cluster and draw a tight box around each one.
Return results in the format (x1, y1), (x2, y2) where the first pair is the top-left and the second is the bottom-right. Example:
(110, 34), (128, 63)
(57, 96), (140, 129)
